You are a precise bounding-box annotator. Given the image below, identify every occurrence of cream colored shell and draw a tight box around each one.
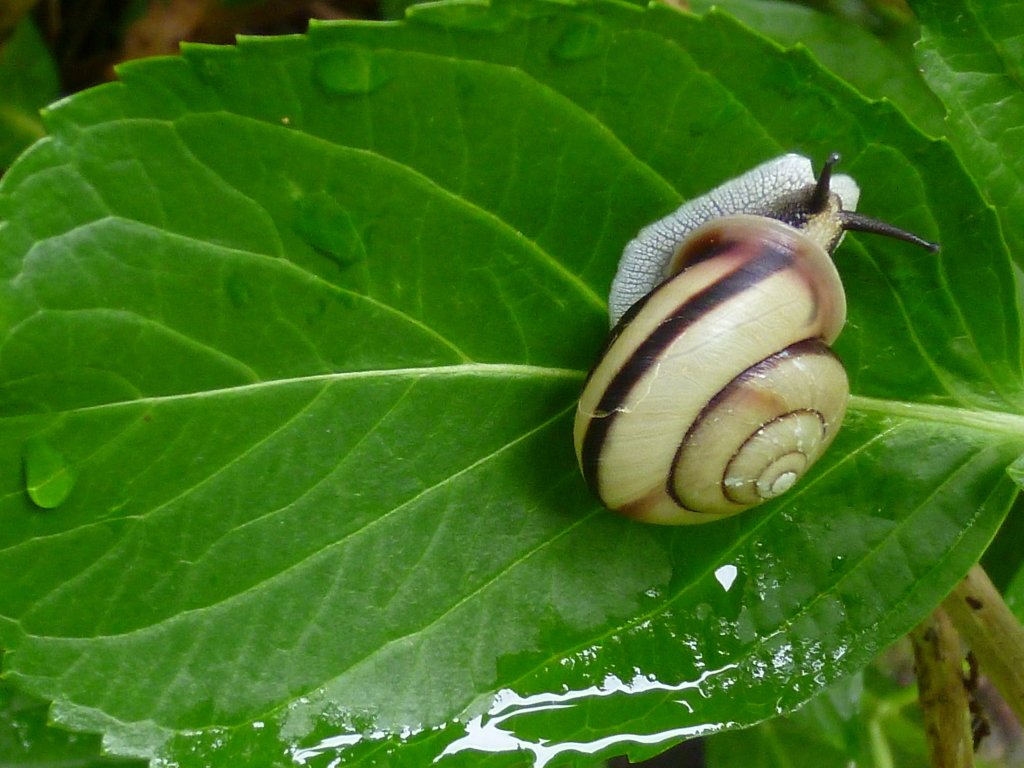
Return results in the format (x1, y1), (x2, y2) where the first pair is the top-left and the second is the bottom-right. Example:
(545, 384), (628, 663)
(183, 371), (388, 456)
(574, 215), (849, 525)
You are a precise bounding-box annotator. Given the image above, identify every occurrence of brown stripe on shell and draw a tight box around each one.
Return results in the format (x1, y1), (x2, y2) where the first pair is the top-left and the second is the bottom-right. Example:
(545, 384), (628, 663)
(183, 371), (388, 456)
(665, 339), (840, 510)
(580, 283), (658, 389)
(616, 485), (696, 522)
(579, 237), (795, 498)
(668, 230), (741, 273)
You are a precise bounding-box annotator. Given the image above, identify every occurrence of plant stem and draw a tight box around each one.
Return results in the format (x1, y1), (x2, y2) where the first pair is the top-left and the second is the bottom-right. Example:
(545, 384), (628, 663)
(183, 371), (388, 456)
(867, 716), (895, 768)
(909, 607), (974, 768)
(943, 563), (1024, 723)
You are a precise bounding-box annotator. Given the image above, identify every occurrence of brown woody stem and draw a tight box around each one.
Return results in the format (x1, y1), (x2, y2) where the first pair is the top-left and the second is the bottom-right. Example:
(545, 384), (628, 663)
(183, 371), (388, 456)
(942, 564), (1024, 723)
(910, 607), (974, 768)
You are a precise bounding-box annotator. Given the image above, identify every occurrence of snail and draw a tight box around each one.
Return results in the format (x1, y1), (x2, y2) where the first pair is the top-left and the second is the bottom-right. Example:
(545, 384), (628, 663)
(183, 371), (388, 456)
(574, 153), (938, 525)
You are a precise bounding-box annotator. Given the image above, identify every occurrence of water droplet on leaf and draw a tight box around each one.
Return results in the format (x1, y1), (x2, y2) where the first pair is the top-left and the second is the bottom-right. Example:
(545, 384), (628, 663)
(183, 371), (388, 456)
(226, 273), (252, 308)
(406, 1), (513, 32)
(551, 18), (607, 61)
(294, 192), (367, 267)
(714, 564), (738, 591)
(23, 435), (76, 509)
(315, 46), (390, 95)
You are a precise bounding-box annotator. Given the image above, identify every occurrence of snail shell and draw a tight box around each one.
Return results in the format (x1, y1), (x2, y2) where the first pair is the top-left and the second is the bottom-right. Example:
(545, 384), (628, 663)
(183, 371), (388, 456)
(575, 153), (937, 525)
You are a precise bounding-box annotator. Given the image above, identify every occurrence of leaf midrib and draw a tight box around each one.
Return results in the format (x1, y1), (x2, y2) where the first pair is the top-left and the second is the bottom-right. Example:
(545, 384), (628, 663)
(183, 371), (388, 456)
(0, 364), (586, 420)
(6, 366), (1022, 443)
(849, 394), (1024, 438)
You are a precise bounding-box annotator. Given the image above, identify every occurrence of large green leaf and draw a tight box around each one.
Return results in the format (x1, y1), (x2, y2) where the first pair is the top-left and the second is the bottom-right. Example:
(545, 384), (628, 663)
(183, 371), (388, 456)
(0, 1), (1020, 765)
(911, 0), (1024, 263)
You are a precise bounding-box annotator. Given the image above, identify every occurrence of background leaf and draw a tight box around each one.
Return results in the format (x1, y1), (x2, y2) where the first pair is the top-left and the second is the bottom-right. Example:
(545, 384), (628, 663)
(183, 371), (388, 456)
(689, 0), (946, 137)
(0, 16), (59, 170)
(910, 0), (1024, 263)
(0, 1), (1020, 766)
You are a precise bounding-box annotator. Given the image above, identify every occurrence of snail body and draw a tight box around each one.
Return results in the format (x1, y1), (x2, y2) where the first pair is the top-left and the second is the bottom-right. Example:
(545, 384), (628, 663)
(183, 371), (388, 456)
(575, 153), (938, 525)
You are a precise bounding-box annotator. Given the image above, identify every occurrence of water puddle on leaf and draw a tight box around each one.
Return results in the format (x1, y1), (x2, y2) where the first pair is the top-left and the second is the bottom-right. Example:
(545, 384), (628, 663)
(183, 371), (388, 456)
(293, 192), (367, 267)
(285, 665), (737, 768)
(314, 46), (390, 95)
(435, 668), (737, 767)
(551, 18), (608, 62)
(22, 435), (76, 509)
